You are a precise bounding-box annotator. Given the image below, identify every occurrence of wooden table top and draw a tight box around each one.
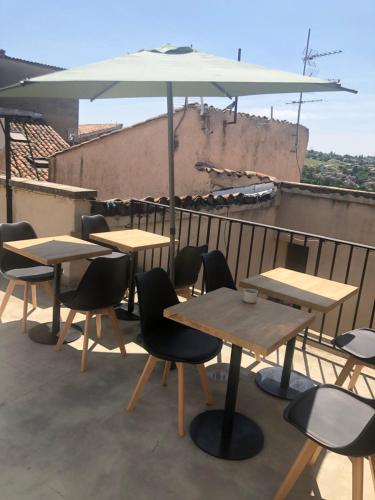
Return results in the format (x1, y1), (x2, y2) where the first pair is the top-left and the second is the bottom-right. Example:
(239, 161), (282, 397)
(90, 229), (171, 252)
(239, 267), (358, 313)
(164, 288), (314, 356)
(4, 235), (110, 265)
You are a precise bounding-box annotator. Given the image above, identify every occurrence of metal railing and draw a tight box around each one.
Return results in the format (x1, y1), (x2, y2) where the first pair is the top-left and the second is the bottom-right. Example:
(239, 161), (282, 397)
(130, 199), (375, 349)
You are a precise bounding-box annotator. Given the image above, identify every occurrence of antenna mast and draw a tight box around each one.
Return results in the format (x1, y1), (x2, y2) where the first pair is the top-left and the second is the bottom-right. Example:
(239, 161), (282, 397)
(292, 29), (343, 153)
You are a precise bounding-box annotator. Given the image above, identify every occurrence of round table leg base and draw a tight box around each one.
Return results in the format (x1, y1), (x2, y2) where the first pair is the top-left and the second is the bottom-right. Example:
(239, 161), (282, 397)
(190, 410), (264, 460)
(255, 367), (315, 400)
(28, 323), (82, 345)
(115, 304), (139, 321)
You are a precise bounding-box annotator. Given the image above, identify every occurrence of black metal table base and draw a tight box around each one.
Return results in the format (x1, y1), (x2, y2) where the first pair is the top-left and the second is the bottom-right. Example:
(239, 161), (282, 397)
(255, 366), (315, 400)
(190, 410), (264, 460)
(28, 322), (82, 345)
(115, 304), (139, 321)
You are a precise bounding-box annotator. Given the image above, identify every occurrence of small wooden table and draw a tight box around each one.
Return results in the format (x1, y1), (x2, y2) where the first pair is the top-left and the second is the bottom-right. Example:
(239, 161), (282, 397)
(90, 229), (171, 320)
(4, 235), (110, 344)
(240, 267), (358, 399)
(164, 287), (314, 460)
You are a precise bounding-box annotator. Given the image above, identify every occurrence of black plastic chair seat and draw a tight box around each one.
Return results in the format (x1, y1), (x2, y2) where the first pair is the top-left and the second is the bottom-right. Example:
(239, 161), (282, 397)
(4, 265), (54, 282)
(144, 321), (222, 364)
(333, 328), (375, 364)
(284, 384), (375, 457)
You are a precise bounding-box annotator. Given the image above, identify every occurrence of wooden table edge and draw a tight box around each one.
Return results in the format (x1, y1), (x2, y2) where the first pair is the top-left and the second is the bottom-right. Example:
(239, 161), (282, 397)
(238, 279), (358, 313)
(164, 308), (315, 357)
(3, 240), (111, 266)
(90, 232), (172, 252)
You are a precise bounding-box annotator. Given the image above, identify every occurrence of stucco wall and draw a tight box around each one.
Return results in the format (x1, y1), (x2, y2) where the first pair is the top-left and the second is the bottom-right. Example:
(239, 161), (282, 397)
(0, 56), (78, 141)
(276, 182), (375, 246)
(0, 176), (96, 283)
(50, 106), (308, 199)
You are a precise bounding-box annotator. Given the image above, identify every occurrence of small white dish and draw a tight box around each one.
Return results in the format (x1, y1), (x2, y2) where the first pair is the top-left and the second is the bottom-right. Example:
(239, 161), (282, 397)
(242, 288), (258, 304)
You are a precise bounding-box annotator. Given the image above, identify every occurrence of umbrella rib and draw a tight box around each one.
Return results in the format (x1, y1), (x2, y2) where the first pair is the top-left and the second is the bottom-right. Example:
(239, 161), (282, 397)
(90, 82), (119, 101)
(211, 82), (232, 99)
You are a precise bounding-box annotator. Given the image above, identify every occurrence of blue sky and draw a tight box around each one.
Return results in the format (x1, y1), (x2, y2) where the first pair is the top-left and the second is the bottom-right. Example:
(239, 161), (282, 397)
(1, 0), (374, 155)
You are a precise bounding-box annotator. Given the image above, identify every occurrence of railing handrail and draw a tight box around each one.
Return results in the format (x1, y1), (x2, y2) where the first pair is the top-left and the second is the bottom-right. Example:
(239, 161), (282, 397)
(131, 198), (375, 251)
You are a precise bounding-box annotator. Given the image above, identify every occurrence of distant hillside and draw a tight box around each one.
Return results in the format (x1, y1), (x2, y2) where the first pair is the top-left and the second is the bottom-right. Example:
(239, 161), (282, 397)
(302, 150), (375, 192)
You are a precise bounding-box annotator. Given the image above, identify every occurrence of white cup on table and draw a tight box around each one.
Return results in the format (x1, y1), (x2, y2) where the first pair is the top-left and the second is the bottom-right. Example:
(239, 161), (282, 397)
(242, 288), (258, 304)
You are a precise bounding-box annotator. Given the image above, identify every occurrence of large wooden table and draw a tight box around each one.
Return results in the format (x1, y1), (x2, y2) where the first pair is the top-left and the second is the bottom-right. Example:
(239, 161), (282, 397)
(164, 287), (314, 460)
(90, 229), (171, 320)
(4, 235), (110, 344)
(240, 267), (358, 399)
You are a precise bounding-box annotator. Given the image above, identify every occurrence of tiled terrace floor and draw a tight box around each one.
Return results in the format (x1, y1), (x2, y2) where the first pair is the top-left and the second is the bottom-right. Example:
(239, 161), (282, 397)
(0, 279), (374, 500)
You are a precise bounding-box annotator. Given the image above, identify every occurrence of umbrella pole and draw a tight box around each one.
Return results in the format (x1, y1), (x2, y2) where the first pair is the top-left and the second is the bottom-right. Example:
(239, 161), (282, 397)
(167, 81), (175, 285)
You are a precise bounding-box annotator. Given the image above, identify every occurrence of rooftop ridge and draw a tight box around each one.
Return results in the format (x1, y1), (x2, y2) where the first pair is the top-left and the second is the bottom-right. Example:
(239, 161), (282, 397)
(195, 161), (277, 182)
(90, 185), (277, 216)
(51, 103), (305, 157)
(0, 49), (64, 71)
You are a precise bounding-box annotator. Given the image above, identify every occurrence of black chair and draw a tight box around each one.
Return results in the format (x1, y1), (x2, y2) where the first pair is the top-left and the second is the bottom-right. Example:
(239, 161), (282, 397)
(333, 328), (375, 390)
(55, 254), (130, 372)
(0, 222), (54, 332)
(174, 244), (208, 298)
(127, 267), (222, 436)
(274, 384), (375, 500)
(81, 215), (125, 259)
(202, 249), (236, 292)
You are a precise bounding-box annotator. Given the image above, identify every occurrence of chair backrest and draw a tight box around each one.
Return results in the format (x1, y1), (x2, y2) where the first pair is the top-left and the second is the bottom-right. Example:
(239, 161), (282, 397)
(0, 221), (39, 274)
(202, 250), (236, 292)
(81, 215), (110, 242)
(72, 254), (130, 310)
(174, 244), (208, 289)
(136, 267), (179, 336)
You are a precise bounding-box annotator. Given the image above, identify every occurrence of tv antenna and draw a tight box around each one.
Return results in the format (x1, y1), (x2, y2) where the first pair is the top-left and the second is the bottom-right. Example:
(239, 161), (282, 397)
(291, 28), (342, 154)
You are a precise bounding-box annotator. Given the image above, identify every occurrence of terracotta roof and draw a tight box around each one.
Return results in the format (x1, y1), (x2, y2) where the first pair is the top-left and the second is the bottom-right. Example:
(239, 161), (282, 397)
(195, 161), (277, 183)
(8, 118), (70, 180)
(79, 124), (122, 135)
(90, 186), (277, 217)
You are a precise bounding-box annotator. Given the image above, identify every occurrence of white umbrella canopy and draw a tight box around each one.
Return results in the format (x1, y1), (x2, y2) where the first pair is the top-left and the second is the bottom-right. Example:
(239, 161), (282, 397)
(0, 45), (356, 99)
(0, 45), (357, 281)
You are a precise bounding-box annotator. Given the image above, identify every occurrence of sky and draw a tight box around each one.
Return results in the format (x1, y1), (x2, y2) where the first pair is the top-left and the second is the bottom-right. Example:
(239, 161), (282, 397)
(0, 0), (374, 155)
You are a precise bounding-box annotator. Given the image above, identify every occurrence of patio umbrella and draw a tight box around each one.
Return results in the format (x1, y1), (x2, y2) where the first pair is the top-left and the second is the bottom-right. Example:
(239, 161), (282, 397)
(0, 45), (357, 281)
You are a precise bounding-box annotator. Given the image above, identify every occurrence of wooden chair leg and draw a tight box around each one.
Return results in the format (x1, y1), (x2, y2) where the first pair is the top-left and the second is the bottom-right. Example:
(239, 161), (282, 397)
(176, 362), (185, 437)
(31, 285), (38, 309)
(274, 439), (321, 500)
(95, 314), (102, 339)
(308, 445), (323, 466)
(22, 283), (30, 333)
(0, 280), (16, 320)
(196, 364), (214, 405)
(335, 357), (356, 386)
(107, 307), (126, 357)
(55, 309), (77, 351)
(81, 312), (92, 372)
(127, 355), (158, 411)
(348, 364), (363, 390)
(351, 456), (364, 500)
(369, 455), (375, 492)
(162, 361), (171, 386)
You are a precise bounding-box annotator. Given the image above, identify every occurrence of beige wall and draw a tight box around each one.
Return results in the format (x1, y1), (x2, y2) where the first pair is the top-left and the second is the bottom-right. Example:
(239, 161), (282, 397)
(276, 182), (375, 247)
(0, 176), (96, 283)
(50, 106), (308, 200)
